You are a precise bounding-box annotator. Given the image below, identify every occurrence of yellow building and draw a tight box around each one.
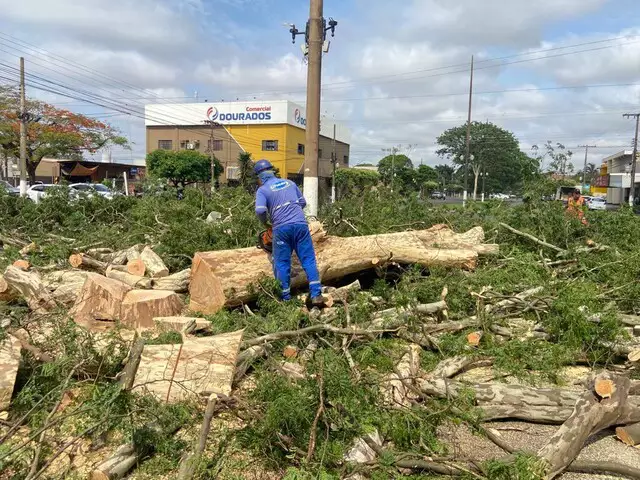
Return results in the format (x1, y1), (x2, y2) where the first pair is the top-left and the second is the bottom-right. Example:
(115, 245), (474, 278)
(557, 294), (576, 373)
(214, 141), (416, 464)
(591, 161), (608, 196)
(145, 100), (350, 183)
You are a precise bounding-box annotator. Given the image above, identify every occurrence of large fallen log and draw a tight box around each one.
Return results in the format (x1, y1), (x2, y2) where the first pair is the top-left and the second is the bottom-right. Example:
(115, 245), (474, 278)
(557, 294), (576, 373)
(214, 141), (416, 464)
(189, 225), (498, 314)
(3, 266), (55, 312)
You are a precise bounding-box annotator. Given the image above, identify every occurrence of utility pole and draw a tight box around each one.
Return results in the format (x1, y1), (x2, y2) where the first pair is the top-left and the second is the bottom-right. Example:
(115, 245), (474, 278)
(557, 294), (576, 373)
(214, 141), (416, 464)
(463, 55), (474, 207)
(288, 1), (338, 217)
(205, 120), (217, 193)
(19, 57), (27, 196)
(302, 0), (322, 216)
(624, 113), (640, 207)
(331, 123), (336, 203)
(578, 144), (596, 194)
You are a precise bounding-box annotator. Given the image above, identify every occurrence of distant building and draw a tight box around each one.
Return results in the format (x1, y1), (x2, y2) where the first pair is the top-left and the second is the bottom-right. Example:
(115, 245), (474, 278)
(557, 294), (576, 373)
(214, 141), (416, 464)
(603, 150), (639, 204)
(352, 164), (378, 172)
(144, 100), (350, 185)
(5, 156), (145, 185)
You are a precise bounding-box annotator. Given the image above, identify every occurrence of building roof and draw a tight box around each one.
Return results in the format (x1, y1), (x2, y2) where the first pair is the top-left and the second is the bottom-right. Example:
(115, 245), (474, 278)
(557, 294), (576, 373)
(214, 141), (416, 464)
(603, 150), (633, 162)
(144, 100), (351, 144)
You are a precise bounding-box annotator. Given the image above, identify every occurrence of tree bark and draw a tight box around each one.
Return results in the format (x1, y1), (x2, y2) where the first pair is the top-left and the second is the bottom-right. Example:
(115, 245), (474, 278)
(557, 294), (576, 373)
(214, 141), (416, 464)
(118, 336), (145, 392)
(190, 225), (497, 314)
(177, 395), (218, 480)
(68, 254), (108, 273)
(537, 372), (634, 479)
(105, 267), (152, 289)
(3, 266), (55, 312)
(616, 422), (640, 446)
(90, 445), (138, 480)
(151, 269), (190, 292)
(0, 275), (19, 302)
(140, 246), (169, 278)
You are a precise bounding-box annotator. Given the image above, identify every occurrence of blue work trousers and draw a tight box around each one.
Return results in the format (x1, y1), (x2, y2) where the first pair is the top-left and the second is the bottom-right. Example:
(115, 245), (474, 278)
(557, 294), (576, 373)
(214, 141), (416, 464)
(272, 223), (322, 300)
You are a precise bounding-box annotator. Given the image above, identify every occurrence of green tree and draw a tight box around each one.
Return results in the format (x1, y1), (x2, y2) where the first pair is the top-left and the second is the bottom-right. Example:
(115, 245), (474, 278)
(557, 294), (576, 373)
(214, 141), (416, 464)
(532, 141), (574, 179)
(146, 149), (222, 187)
(237, 152), (256, 192)
(412, 164), (438, 198)
(377, 154), (413, 192)
(434, 164), (455, 188)
(577, 162), (598, 185)
(0, 87), (128, 182)
(335, 168), (379, 199)
(436, 121), (522, 198)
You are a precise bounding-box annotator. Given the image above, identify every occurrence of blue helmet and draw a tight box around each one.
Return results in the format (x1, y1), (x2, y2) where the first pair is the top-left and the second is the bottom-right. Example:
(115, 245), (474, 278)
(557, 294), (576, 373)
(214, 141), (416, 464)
(254, 159), (274, 175)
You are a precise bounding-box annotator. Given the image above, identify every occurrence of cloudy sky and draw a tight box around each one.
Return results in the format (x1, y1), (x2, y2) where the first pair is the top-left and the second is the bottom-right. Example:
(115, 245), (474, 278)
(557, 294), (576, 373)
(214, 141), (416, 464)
(0, 0), (638, 169)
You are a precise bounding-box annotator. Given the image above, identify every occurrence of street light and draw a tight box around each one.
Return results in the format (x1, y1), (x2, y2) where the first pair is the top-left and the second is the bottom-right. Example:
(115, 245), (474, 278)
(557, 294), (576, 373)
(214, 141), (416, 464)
(480, 170), (489, 202)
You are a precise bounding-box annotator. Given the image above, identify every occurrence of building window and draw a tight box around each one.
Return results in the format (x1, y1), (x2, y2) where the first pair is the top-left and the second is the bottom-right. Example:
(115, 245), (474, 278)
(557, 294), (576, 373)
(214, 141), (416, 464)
(297, 143), (305, 155)
(158, 140), (173, 150)
(318, 149), (323, 159)
(343, 155), (349, 164)
(208, 139), (223, 151)
(262, 140), (279, 151)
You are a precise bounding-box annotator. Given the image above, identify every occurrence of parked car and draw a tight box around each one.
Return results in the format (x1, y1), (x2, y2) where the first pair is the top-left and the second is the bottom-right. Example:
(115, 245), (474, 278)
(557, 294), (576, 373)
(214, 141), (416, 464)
(26, 184), (56, 203)
(0, 180), (19, 196)
(430, 191), (446, 200)
(490, 193), (509, 200)
(69, 183), (117, 199)
(586, 196), (606, 211)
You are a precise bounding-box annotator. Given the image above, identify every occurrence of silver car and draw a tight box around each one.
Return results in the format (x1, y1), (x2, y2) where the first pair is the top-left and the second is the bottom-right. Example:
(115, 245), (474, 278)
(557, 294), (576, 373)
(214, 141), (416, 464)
(0, 180), (19, 196)
(69, 183), (116, 199)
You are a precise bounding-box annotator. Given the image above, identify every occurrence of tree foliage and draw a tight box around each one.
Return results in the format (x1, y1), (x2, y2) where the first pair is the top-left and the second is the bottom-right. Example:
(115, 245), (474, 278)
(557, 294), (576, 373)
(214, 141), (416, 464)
(237, 151), (257, 192)
(146, 149), (222, 187)
(532, 141), (574, 179)
(377, 154), (414, 192)
(0, 86), (128, 181)
(436, 121), (524, 196)
(335, 168), (379, 199)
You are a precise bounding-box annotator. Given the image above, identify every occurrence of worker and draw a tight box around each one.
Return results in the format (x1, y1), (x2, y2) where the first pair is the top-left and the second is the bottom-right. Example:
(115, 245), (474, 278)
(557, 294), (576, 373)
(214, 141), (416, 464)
(254, 159), (324, 306)
(566, 189), (588, 225)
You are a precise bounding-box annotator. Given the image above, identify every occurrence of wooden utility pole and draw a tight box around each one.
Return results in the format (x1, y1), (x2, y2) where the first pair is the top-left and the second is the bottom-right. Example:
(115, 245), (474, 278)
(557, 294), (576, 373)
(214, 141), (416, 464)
(624, 113), (640, 207)
(463, 55), (474, 207)
(206, 120), (217, 193)
(578, 144), (596, 194)
(302, 0), (323, 217)
(19, 57), (27, 196)
(331, 123), (336, 203)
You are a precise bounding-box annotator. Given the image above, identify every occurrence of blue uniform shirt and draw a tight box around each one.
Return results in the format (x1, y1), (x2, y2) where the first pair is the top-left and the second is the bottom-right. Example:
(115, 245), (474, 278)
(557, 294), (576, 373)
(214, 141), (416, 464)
(255, 176), (307, 228)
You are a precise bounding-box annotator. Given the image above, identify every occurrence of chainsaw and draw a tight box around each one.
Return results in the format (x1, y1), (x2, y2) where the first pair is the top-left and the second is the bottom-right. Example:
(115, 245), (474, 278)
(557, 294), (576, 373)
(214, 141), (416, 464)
(256, 227), (273, 254)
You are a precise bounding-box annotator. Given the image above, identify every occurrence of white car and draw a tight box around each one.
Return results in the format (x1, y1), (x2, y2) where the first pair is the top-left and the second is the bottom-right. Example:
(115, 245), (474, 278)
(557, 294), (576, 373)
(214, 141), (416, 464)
(586, 196), (606, 211)
(69, 183), (116, 199)
(26, 184), (78, 203)
(26, 184), (57, 203)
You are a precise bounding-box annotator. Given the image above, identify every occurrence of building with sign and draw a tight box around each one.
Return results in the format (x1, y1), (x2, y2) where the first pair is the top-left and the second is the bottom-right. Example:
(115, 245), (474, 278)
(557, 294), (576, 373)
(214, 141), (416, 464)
(144, 100), (350, 184)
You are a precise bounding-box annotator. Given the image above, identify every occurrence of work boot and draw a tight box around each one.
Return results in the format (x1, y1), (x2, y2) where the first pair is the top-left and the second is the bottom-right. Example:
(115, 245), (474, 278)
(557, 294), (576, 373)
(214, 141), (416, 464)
(306, 295), (326, 310)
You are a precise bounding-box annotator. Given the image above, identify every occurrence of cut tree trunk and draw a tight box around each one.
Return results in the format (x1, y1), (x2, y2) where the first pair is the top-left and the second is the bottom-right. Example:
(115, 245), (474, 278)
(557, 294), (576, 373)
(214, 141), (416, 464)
(105, 266), (152, 289)
(126, 259), (146, 277)
(151, 269), (190, 292)
(119, 290), (183, 330)
(89, 444), (137, 480)
(68, 254), (108, 273)
(0, 275), (18, 302)
(536, 372), (635, 479)
(72, 273), (131, 326)
(3, 266), (55, 312)
(140, 246), (169, 278)
(190, 225), (497, 314)
(12, 259), (30, 271)
(616, 422), (640, 446)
